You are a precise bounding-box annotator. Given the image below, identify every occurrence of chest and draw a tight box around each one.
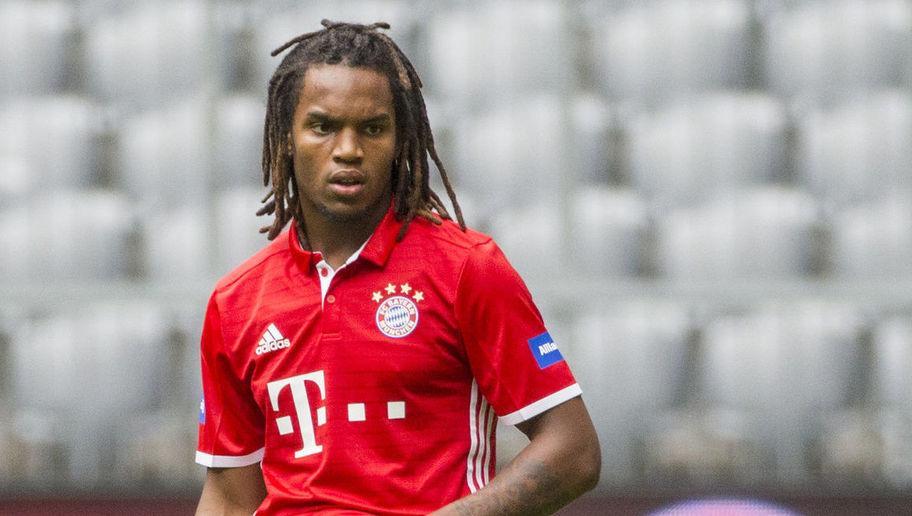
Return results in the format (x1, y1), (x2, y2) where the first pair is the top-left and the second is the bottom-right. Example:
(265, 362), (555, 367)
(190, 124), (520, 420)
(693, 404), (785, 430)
(234, 266), (469, 409)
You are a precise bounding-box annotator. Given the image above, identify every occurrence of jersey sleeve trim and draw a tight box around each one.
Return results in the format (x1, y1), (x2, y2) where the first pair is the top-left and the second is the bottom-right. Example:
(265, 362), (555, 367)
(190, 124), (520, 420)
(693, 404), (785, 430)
(497, 384), (583, 426)
(195, 447), (265, 468)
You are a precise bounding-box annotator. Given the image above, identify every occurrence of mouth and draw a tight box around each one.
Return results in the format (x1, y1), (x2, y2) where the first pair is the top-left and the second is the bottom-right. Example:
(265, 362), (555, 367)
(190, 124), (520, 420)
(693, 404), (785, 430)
(327, 169), (366, 197)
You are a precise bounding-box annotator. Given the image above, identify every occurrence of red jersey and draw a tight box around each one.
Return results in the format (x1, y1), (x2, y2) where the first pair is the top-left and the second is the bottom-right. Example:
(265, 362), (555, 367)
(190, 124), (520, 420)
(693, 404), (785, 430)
(196, 208), (581, 515)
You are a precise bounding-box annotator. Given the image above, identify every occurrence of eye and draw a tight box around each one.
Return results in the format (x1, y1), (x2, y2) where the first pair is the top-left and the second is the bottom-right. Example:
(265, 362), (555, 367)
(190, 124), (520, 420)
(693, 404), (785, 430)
(363, 124), (384, 136)
(310, 122), (332, 135)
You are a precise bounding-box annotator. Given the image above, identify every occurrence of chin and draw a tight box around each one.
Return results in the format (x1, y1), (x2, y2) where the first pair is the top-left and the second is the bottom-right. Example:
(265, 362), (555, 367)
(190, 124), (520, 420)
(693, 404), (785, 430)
(316, 201), (377, 224)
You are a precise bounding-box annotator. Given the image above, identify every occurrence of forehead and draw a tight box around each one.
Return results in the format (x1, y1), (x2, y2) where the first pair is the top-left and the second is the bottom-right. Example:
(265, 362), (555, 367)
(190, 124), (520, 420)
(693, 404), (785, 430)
(295, 64), (394, 119)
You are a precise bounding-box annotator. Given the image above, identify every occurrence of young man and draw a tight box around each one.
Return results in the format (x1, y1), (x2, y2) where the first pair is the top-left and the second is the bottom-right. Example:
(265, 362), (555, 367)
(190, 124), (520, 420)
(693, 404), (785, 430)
(195, 20), (600, 515)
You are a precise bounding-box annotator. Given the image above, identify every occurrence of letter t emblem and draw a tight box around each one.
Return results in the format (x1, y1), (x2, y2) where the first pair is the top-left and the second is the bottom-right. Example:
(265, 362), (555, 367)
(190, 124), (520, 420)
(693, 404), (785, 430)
(266, 371), (326, 459)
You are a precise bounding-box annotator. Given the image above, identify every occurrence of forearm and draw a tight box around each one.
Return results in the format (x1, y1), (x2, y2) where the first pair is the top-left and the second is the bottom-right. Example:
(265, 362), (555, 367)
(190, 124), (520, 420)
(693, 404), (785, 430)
(195, 465), (266, 516)
(196, 487), (256, 516)
(196, 494), (256, 516)
(431, 432), (598, 515)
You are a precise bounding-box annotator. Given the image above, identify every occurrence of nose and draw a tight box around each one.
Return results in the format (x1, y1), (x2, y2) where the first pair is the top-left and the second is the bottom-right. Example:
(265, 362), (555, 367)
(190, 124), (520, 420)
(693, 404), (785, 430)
(332, 127), (363, 163)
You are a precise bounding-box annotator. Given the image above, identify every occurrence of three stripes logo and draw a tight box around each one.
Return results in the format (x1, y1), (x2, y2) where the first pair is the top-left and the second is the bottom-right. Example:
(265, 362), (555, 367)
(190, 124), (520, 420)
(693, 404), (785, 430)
(255, 323), (291, 355)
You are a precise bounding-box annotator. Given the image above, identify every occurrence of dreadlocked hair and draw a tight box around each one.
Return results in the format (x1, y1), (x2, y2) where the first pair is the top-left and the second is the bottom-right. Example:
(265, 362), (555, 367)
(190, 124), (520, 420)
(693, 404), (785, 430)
(257, 19), (465, 243)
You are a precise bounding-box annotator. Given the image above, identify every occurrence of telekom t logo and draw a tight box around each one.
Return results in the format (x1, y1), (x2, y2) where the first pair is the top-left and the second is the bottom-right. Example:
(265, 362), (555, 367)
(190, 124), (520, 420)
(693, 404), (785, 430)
(267, 371), (326, 458)
(266, 370), (407, 460)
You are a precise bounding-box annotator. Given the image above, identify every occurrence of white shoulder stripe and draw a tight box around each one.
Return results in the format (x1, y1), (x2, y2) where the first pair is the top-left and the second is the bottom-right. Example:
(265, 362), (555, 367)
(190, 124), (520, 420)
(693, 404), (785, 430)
(466, 381), (497, 493)
(498, 384), (583, 426)
(481, 401), (496, 486)
(474, 397), (489, 489)
(466, 380), (480, 493)
(466, 380), (485, 493)
(195, 447), (264, 468)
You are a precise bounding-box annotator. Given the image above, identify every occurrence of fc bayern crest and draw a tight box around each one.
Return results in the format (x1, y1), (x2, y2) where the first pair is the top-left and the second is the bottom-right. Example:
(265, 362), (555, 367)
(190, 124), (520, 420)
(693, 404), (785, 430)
(372, 283), (423, 338)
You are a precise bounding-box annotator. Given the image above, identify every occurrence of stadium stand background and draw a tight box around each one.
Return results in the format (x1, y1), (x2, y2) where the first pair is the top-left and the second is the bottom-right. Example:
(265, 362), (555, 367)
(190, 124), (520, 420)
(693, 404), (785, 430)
(1, 0), (911, 513)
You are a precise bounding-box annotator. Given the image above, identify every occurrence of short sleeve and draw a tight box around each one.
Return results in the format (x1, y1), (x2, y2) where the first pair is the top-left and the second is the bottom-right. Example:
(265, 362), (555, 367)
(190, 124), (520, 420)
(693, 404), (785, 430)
(455, 240), (581, 426)
(196, 292), (266, 467)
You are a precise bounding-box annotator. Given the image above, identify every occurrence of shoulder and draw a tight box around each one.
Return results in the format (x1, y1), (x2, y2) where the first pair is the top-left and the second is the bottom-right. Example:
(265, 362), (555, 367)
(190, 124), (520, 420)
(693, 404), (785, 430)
(213, 228), (293, 295)
(408, 216), (495, 255)
(405, 217), (515, 283)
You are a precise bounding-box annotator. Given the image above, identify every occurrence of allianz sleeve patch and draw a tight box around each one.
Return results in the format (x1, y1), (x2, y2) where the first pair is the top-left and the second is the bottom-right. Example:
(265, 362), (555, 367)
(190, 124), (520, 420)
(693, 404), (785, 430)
(198, 397), (206, 424)
(527, 331), (564, 369)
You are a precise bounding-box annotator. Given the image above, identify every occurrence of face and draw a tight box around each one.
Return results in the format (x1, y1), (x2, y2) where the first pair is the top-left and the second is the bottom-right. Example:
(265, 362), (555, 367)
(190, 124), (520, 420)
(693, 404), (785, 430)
(290, 64), (397, 230)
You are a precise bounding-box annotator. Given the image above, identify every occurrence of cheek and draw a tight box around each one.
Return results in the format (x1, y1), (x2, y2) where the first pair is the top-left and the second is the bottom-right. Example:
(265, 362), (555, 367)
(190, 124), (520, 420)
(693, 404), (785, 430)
(374, 136), (398, 167)
(292, 143), (325, 180)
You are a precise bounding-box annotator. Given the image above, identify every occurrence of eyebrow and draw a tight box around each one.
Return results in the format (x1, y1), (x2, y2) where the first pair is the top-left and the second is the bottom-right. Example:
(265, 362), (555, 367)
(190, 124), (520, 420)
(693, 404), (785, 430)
(304, 111), (392, 124)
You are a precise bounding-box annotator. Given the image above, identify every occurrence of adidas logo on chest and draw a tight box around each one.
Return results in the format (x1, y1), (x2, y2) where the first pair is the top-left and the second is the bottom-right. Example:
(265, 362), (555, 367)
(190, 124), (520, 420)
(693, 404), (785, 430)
(256, 323), (291, 355)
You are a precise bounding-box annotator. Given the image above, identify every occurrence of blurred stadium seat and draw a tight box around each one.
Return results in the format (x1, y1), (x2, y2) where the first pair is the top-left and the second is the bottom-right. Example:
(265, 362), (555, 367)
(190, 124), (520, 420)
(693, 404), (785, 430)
(0, 96), (102, 190)
(451, 94), (564, 210)
(0, 190), (133, 282)
(36, 190), (134, 281)
(171, 310), (205, 404)
(795, 91), (912, 206)
(116, 310), (203, 488)
(0, 155), (34, 203)
(489, 203), (561, 283)
(570, 302), (692, 486)
(143, 206), (210, 282)
(655, 187), (819, 279)
(873, 316), (912, 412)
(9, 303), (170, 485)
(870, 316), (912, 487)
(426, 0), (571, 101)
(3, 409), (69, 487)
(84, 1), (210, 108)
(590, 0), (752, 100)
(117, 99), (211, 209)
(0, 1), (75, 96)
(699, 302), (864, 482)
(117, 412), (203, 488)
(763, 0), (912, 100)
(568, 187), (647, 277)
(215, 186), (272, 275)
(214, 95), (266, 188)
(0, 205), (29, 282)
(626, 93), (788, 203)
(830, 195), (912, 278)
(570, 94), (614, 184)
(643, 406), (768, 486)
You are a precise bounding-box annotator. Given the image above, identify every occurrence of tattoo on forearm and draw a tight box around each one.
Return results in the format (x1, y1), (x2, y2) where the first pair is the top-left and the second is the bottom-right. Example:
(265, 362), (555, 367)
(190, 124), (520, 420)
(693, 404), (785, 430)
(448, 459), (577, 516)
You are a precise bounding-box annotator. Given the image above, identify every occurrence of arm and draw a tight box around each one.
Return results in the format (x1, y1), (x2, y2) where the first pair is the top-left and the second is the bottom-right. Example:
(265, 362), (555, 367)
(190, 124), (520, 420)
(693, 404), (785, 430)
(431, 396), (601, 516)
(196, 463), (267, 516)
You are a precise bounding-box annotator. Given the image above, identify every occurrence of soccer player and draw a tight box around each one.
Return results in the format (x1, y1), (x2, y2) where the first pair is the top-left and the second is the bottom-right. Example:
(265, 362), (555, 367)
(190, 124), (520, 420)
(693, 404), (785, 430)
(195, 20), (601, 515)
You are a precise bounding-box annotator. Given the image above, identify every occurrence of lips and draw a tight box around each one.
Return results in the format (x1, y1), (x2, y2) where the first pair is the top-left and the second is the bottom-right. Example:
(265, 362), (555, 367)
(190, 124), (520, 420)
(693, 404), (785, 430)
(327, 169), (366, 197)
(328, 169), (365, 185)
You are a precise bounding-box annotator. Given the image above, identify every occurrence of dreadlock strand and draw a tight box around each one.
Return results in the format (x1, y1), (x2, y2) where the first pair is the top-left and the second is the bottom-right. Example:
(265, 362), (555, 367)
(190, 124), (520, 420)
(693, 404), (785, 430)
(377, 34), (412, 90)
(406, 133), (424, 214)
(398, 59), (452, 224)
(428, 145), (464, 230)
(428, 190), (452, 220)
(256, 199), (275, 217)
(394, 141), (411, 218)
(271, 28), (325, 57)
(261, 68), (302, 238)
(261, 110), (272, 187)
(420, 101), (465, 229)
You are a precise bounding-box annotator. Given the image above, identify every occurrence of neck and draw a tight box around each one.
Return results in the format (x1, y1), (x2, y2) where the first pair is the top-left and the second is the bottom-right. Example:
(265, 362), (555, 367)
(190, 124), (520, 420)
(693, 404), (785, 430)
(298, 199), (389, 269)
